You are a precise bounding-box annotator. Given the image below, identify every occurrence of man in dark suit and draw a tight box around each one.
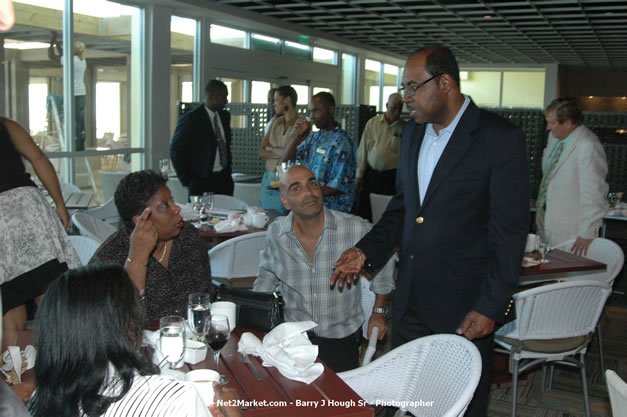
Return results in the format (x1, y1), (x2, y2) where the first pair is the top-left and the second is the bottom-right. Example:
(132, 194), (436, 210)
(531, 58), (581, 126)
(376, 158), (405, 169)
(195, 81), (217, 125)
(331, 45), (529, 416)
(170, 79), (234, 196)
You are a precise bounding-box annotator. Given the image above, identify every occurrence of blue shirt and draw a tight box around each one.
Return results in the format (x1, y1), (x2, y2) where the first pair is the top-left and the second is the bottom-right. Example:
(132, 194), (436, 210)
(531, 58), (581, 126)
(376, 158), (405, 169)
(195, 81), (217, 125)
(296, 125), (357, 212)
(417, 95), (470, 203)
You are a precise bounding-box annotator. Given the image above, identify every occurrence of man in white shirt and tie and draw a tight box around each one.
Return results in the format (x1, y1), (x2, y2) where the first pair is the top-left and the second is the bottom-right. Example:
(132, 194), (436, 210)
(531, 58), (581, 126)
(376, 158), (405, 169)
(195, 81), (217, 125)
(171, 80), (234, 196)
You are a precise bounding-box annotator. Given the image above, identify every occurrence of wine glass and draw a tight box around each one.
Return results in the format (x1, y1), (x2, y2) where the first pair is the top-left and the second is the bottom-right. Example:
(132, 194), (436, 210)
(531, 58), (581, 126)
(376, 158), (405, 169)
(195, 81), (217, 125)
(187, 293), (211, 341)
(159, 315), (186, 369)
(536, 229), (552, 263)
(204, 314), (230, 384)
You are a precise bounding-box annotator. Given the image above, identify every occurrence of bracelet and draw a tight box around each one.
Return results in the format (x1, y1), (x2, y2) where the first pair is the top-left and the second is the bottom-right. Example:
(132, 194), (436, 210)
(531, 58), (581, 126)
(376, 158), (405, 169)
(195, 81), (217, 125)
(353, 247), (363, 263)
(126, 257), (147, 267)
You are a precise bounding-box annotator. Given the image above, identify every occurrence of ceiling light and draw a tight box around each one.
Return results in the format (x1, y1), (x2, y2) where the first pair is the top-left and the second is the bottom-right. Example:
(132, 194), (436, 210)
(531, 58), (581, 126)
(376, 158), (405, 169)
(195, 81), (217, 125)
(483, 15), (492, 19)
(588, 96), (593, 99)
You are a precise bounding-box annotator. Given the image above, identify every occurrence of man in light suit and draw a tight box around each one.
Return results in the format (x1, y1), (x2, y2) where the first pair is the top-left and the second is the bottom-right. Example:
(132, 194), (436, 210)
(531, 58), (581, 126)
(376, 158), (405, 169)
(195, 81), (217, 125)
(536, 98), (609, 256)
(170, 80), (234, 196)
(331, 45), (529, 416)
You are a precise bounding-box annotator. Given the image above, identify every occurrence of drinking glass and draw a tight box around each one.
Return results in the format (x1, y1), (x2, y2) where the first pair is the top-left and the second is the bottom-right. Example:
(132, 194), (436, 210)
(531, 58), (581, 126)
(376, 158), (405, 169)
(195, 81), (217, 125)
(608, 192), (618, 209)
(159, 159), (170, 176)
(536, 230), (552, 263)
(204, 314), (230, 384)
(159, 315), (186, 369)
(187, 293), (211, 341)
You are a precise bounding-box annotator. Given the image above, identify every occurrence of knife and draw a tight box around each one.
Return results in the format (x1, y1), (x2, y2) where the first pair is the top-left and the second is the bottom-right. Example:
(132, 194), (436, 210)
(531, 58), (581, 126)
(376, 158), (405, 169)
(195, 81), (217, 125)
(241, 353), (263, 380)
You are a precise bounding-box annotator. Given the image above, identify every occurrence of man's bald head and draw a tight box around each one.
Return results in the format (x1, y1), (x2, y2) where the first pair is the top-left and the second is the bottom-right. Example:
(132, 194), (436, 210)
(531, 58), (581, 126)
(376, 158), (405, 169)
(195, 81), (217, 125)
(385, 92), (403, 122)
(279, 165), (324, 218)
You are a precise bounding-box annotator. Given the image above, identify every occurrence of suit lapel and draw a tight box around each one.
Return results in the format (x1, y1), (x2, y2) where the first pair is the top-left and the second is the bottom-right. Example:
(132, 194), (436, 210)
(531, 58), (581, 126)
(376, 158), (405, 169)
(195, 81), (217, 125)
(551, 126), (581, 174)
(407, 121), (426, 211)
(421, 102), (479, 208)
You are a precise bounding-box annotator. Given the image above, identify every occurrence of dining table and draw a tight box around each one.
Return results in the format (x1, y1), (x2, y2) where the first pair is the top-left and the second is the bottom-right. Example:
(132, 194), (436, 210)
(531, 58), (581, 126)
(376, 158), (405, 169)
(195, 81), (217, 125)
(15, 327), (373, 417)
(518, 248), (606, 286)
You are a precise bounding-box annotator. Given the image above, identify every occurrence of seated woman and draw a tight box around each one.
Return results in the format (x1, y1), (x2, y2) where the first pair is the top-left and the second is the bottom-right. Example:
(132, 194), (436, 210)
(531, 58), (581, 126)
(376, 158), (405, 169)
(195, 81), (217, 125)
(29, 264), (238, 417)
(90, 170), (213, 320)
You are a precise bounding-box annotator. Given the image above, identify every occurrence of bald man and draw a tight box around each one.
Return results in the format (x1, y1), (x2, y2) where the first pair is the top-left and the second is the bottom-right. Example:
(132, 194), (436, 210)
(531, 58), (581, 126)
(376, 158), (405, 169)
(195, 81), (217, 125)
(356, 92), (405, 221)
(253, 166), (395, 372)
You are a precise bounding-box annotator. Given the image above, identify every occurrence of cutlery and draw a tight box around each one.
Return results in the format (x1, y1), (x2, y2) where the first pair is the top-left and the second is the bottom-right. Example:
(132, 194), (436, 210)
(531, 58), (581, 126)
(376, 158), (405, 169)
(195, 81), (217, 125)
(240, 353), (263, 380)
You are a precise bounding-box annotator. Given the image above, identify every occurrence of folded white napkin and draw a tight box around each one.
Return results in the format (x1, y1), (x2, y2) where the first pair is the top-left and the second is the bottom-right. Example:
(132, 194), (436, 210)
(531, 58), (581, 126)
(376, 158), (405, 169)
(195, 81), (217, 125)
(1, 345), (36, 383)
(213, 218), (248, 233)
(238, 321), (324, 384)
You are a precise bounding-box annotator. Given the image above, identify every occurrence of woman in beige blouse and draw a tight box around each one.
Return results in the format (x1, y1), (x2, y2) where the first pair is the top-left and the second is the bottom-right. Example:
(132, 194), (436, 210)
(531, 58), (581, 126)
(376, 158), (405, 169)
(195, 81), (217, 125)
(258, 85), (308, 212)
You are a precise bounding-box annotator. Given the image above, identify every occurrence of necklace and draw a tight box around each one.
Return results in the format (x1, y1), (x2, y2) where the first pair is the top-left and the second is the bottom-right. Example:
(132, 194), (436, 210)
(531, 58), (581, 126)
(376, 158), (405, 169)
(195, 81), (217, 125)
(158, 241), (168, 263)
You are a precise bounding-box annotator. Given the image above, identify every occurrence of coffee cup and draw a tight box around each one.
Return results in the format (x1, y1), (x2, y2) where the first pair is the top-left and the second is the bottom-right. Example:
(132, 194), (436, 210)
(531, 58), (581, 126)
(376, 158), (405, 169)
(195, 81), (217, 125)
(525, 233), (538, 253)
(185, 369), (220, 405)
(252, 212), (269, 229)
(211, 301), (236, 332)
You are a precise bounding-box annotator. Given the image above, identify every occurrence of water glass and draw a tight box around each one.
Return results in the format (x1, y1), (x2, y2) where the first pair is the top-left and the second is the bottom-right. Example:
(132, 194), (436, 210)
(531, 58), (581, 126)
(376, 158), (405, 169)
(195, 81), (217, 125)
(608, 192), (618, 209)
(159, 315), (186, 369)
(188, 293), (211, 341)
(536, 229), (552, 263)
(159, 159), (170, 176)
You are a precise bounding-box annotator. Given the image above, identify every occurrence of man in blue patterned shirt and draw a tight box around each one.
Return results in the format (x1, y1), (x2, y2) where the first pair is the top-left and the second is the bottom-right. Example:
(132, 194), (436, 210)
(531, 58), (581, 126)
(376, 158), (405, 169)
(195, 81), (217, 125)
(282, 92), (357, 212)
(253, 166), (395, 372)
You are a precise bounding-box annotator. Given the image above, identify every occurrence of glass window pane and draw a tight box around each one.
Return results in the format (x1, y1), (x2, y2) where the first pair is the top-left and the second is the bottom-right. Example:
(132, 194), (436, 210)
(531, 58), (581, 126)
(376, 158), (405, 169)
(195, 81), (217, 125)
(218, 77), (246, 128)
(291, 84), (309, 105)
(383, 64), (399, 104)
(341, 53), (356, 105)
(460, 71), (501, 107)
(171, 16), (195, 140)
(211, 24), (245, 49)
(502, 71), (545, 108)
(251, 81), (271, 104)
(313, 87), (332, 95)
(285, 41), (310, 59)
(365, 59), (381, 110)
(251, 33), (281, 54)
(313, 47), (336, 65)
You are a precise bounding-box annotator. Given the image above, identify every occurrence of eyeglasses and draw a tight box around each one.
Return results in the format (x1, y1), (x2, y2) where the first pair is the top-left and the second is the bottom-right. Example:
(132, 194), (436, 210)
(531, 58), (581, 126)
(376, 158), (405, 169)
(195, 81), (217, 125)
(399, 73), (443, 97)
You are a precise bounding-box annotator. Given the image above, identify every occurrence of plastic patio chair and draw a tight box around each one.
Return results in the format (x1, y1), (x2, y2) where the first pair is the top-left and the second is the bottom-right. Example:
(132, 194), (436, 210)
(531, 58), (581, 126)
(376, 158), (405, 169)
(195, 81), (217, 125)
(233, 182), (262, 207)
(212, 194), (249, 211)
(84, 197), (119, 222)
(369, 192), (392, 224)
(339, 334), (482, 417)
(208, 231), (267, 283)
(68, 235), (101, 265)
(495, 280), (612, 417)
(606, 369), (627, 417)
(359, 277), (381, 366)
(72, 212), (117, 243)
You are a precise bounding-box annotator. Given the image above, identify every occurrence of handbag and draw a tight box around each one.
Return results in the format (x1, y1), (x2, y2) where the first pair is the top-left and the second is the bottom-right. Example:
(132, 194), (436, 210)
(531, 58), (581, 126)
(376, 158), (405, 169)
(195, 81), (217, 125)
(215, 287), (284, 333)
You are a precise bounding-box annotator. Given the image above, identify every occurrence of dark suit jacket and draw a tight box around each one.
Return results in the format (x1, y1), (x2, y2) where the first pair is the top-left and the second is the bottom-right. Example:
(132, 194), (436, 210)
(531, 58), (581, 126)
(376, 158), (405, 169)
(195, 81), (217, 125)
(357, 100), (529, 333)
(170, 104), (233, 195)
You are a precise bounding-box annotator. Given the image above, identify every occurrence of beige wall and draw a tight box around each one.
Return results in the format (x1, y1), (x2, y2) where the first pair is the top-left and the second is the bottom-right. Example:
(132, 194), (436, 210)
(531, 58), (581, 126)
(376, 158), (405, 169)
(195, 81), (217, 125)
(460, 71), (501, 107)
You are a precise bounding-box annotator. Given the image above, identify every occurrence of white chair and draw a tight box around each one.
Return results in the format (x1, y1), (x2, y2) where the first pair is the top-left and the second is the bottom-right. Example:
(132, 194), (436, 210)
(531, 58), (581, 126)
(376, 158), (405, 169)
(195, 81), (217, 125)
(552, 237), (624, 373)
(233, 182), (262, 207)
(84, 197), (119, 222)
(359, 277), (380, 366)
(369, 192), (392, 224)
(68, 235), (101, 265)
(339, 334), (482, 417)
(98, 170), (129, 202)
(72, 212), (117, 243)
(606, 369), (627, 417)
(60, 182), (80, 195)
(209, 231), (267, 283)
(495, 280), (612, 417)
(213, 194), (249, 211)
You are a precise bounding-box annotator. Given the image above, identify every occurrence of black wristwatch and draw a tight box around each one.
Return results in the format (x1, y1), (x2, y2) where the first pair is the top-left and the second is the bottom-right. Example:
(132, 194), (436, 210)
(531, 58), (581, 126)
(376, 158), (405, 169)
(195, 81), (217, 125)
(372, 307), (390, 319)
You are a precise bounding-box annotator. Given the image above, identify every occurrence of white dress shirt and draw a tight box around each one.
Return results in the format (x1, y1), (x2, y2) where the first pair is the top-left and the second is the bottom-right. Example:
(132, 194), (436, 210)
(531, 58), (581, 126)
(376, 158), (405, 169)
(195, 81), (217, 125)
(205, 106), (225, 172)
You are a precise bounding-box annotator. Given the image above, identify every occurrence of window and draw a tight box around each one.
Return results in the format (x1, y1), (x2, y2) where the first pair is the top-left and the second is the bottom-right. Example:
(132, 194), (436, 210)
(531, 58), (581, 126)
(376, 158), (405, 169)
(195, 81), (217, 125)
(502, 72), (545, 108)
(460, 72), (501, 107)
(170, 16), (196, 139)
(291, 84), (309, 105)
(251, 81), (271, 104)
(251, 34), (281, 54)
(210, 25), (246, 49)
(218, 77), (246, 128)
(285, 41), (310, 60)
(365, 59), (381, 110)
(341, 53), (356, 105)
(313, 47), (336, 65)
(383, 64), (400, 104)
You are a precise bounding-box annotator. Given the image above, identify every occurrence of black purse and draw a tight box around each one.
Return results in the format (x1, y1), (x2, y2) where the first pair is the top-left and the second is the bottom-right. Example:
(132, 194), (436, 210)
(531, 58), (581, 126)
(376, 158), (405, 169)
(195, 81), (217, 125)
(215, 287), (284, 333)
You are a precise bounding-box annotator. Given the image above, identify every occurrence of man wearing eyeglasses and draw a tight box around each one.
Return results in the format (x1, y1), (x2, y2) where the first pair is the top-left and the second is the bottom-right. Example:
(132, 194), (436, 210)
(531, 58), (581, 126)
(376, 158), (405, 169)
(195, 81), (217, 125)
(331, 45), (529, 416)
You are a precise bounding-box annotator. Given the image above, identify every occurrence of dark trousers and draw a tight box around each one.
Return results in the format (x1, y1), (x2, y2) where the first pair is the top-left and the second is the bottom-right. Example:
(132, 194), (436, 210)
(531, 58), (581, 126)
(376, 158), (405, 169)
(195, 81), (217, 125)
(308, 330), (360, 373)
(392, 302), (494, 417)
(356, 166), (396, 222)
(188, 169), (234, 197)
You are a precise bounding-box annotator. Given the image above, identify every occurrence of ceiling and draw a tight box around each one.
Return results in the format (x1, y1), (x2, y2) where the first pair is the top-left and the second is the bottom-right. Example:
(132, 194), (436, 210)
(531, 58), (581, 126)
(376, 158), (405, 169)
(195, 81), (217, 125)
(211, 0), (627, 71)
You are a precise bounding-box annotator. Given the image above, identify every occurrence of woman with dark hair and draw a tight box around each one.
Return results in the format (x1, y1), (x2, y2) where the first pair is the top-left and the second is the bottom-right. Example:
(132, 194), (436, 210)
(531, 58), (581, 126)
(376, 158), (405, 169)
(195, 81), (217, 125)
(90, 170), (213, 320)
(1, 117), (80, 351)
(258, 85), (309, 212)
(28, 264), (214, 417)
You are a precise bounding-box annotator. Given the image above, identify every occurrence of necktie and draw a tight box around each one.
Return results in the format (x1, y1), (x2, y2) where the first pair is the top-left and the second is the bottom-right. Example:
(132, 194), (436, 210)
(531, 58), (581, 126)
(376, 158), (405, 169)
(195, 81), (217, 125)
(536, 141), (565, 209)
(213, 113), (228, 168)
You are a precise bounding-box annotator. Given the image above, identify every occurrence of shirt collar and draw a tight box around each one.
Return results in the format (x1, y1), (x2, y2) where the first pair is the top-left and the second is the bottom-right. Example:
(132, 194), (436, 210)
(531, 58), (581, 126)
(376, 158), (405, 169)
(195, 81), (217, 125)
(426, 95), (471, 137)
(279, 207), (337, 237)
(205, 105), (217, 119)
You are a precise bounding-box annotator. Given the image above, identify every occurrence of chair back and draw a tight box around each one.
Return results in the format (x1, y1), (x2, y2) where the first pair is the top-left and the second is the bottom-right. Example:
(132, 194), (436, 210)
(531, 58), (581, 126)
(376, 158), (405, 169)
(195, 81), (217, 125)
(233, 182), (262, 207)
(209, 231), (267, 279)
(84, 197), (119, 221)
(213, 194), (249, 211)
(359, 277), (379, 366)
(60, 182), (80, 195)
(98, 170), (129, 202)
(606, 369), (627, 416)
(339, 334), (482, 417)
(499, 280), (611, 342)
(68, 235), (101, 265)
(72, 212), (117, 243)
(369, 193), (392, 224)
(553, 238), (624, 284)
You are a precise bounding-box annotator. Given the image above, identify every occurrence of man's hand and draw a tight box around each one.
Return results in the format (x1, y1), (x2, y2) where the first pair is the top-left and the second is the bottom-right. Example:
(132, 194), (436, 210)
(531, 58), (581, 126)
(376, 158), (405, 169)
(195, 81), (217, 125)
(570, 236), (593, 257)
(355, 178), (363, 191)
(209, 382), (242, 417)
(368, 313), (387, 340)
(456, 311), (495, 340)
(295, 117), (311, 136)
(330, 247), (365, 288)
